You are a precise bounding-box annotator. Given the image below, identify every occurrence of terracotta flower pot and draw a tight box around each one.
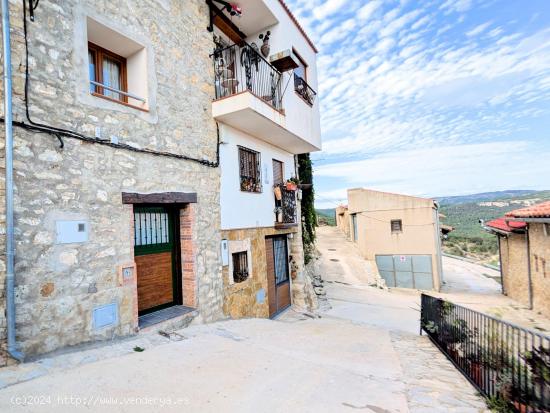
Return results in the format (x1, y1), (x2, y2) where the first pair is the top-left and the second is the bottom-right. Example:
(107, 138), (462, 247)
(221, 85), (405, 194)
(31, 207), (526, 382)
(285, 182), (297, 191)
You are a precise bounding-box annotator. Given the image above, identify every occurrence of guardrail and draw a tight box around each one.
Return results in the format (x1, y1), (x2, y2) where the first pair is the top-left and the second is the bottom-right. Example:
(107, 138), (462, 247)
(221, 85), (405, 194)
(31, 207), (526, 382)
(420, 294), (549, 412)
(212, 43), (283, 111)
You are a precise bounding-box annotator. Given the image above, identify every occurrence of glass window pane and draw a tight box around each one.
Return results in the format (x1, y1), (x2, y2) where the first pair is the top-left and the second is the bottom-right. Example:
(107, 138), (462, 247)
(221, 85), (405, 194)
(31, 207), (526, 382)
(88, 50), (96, 93)
(102, 56), (121, 100)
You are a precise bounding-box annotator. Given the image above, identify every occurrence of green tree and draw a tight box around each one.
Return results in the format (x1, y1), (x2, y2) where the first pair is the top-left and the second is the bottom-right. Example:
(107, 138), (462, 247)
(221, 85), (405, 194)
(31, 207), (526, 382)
(298, 153), (316, 264)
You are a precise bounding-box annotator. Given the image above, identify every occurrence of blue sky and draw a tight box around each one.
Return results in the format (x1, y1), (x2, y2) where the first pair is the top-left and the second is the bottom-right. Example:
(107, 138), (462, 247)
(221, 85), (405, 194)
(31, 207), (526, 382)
(285, 0), (550, 208)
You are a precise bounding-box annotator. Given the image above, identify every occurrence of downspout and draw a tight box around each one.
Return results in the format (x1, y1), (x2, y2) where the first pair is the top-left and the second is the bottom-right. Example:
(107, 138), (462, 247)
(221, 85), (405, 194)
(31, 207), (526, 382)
(497, 236), (504, 294)
(1, 0), (24, 361)
(433, 201), (443, 291)
(526, 227), (533, 310)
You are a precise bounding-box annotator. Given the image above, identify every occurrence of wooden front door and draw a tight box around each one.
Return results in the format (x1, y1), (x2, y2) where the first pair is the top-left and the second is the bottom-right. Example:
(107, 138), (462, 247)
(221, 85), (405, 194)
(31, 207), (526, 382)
(134, 206), (180, 315)
(265, 236), (291, 317)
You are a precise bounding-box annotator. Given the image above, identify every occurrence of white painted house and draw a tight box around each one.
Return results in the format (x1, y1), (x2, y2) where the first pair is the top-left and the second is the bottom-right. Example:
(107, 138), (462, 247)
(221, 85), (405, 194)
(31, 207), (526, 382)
(208, 0), (321, 318)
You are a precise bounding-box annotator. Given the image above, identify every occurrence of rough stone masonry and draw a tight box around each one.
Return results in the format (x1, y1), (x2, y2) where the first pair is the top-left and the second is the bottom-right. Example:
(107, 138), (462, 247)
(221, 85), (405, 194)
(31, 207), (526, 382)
(0, 0), (225, 363)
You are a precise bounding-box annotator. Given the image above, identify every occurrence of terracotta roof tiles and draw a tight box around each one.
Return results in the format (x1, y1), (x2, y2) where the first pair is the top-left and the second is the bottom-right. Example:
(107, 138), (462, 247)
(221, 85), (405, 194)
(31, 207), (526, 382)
(485, 217), (527, 233)
(505, 201), (550, 219)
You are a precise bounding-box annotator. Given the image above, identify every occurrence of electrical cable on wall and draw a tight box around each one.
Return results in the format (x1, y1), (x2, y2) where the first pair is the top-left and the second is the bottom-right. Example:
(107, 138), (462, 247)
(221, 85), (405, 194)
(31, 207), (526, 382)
(315, 194), (437, 227)
(0, 0), (220, 168)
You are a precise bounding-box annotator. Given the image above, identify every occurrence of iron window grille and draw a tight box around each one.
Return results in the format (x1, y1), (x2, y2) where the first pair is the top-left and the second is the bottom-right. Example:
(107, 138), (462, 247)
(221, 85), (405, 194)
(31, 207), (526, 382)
(239, 146), (262, 193)
(232, 251), (249, 283)
(391, 219), (403, 233)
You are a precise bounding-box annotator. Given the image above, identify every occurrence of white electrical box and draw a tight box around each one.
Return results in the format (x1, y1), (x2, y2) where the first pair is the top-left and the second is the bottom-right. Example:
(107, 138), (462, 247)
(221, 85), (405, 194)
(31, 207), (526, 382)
(56, 220), (89, 244)
(221, 239), (229, 266)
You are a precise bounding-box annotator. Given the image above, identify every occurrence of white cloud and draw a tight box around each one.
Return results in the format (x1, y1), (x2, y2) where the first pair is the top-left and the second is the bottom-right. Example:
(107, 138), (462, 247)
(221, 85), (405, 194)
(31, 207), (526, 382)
(314, 141), (550, 207)
(466, 21), (492, 37)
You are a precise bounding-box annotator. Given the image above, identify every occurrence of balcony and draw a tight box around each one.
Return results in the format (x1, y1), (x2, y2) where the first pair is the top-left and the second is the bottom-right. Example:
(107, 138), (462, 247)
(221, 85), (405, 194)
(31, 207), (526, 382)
(274, 183), (297, 228)
(294, 74), (316, 106)
(212, 43), (320, 154)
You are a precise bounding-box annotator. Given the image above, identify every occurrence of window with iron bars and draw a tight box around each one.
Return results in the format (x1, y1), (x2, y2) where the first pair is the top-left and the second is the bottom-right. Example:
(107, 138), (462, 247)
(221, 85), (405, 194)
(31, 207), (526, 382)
(239, 146), (262, 193)
(391, 219), (403, 233)
(232, 251), (249, 283)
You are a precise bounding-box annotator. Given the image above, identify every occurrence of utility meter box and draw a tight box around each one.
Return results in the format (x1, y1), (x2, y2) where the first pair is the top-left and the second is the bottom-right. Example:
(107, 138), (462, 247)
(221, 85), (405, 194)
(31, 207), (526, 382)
(221, 239), (229, 266)
(56, 220), (89, 244)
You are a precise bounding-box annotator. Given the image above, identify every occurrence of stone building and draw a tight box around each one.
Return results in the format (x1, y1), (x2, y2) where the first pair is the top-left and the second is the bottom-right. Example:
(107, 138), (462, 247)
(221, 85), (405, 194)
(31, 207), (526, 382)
(210, 0), (322, 318)
(335, 205), (350, 239)
(485, 201), (550, 318)
(0, 0), (320, 365)
(0, 0), (226, 364)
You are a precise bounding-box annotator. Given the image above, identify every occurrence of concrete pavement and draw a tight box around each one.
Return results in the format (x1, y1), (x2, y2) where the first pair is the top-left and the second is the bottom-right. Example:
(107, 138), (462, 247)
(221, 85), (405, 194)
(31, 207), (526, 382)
(0, 225), (498, 413)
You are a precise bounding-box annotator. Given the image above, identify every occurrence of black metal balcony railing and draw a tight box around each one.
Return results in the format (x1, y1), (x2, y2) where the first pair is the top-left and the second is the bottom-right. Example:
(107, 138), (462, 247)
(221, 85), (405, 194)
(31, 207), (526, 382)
(213, 43), (283, 111)
(275, 184), (297, 225)
(421, 294), (550, 412)
(294, 74), (316, 105)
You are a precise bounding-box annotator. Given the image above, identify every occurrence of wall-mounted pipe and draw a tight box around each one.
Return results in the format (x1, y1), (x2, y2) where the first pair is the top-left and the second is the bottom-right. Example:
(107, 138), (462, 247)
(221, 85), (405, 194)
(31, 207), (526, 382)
(526, 228), (533, 310)
(2, 0), (24, 361)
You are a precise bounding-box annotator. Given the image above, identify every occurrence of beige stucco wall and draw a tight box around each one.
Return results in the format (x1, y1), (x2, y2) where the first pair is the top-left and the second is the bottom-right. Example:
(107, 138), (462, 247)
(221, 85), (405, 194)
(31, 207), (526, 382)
(335, 206), (350, 239)
(0, 0), (223, 362)
(500, 233), (530, 307)
(529, 223), (550, 319)
(347, 189), (441, 290)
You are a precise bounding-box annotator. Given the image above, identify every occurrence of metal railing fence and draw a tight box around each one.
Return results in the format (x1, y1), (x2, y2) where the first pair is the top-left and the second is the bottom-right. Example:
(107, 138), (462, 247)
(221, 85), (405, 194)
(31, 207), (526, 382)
(421, 294), (549, 412)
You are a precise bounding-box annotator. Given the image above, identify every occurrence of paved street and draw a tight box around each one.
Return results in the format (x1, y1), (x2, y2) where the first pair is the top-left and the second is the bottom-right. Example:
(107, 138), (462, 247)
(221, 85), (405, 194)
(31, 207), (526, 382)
(0, 225), (496, 413)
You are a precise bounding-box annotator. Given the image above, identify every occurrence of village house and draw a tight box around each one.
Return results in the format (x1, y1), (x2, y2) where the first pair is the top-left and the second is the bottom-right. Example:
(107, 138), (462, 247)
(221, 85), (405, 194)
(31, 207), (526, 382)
(484, 201), (550, 318)
(0, 0), (319, 365)
(209, 0), (321, 318)
(339, 189), (443, 291)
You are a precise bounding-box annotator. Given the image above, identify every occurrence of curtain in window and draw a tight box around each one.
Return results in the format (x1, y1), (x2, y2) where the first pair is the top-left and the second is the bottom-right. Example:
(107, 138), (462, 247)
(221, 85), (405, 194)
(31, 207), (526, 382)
(102, 56), (121, 100)
(88, 50), (96, 93)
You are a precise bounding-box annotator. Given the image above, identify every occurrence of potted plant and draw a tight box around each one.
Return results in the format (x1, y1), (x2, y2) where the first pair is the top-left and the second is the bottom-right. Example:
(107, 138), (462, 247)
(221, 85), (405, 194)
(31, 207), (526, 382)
(285, 177), (299, 191)
(259, 31), (271, 57)
(274, 206), (283, 223)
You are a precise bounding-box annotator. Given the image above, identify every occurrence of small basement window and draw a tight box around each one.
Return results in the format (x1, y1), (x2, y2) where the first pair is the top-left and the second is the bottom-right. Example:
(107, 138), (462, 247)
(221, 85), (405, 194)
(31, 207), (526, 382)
(391, 219), (403, 233)
(239, 146), (261, 193)
(86, 17), (148, 110)
(232, 251), (249, 283)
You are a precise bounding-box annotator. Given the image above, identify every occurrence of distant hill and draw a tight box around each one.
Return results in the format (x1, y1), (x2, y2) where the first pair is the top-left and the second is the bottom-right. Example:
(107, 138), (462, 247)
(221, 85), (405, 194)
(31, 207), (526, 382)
(439, 189), (550, 238)
(436, 190), (541, 206)
(316, 208), (336, 226)
(439, 189), (550, 264)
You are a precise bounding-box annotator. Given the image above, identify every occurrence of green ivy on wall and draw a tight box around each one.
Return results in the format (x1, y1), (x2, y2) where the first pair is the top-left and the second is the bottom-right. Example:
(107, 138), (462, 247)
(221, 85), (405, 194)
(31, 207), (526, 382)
(298, 153), (316, 264)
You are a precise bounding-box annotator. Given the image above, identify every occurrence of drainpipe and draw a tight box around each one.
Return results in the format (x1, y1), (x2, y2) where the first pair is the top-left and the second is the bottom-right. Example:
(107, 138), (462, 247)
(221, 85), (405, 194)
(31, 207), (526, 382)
(2, 0), (24, 361)
(526, 227), (533, 310)
(497, 236), (504, 294)
(433, 201), (443, 291)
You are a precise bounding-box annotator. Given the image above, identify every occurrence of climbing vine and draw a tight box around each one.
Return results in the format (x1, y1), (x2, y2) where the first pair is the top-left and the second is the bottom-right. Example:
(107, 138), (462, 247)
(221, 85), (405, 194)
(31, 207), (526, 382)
(298, 153), (316, 264)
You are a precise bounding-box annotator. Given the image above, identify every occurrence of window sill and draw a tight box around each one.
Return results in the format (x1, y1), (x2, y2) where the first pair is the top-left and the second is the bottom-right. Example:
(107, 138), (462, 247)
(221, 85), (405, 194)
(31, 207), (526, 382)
(240, 189), (263, 194)
(91, 92), (149, 113)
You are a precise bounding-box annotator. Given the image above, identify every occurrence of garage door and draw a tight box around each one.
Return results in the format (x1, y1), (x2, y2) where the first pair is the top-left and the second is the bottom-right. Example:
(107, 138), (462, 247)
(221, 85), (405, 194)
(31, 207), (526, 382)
(375, 255), (434, 290)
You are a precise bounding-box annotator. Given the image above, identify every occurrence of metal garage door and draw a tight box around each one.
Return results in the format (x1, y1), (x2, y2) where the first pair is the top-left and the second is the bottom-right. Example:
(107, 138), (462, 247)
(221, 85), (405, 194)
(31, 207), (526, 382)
(375, 255), (434, 290)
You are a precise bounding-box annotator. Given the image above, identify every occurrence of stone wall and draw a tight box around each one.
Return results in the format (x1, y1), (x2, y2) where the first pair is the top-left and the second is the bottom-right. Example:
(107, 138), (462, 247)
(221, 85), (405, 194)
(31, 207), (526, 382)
(529, 223), (550, 318)
(221, 226), (299, 318)
(500, 233), (530, 307)
(0, 0), (223, 361)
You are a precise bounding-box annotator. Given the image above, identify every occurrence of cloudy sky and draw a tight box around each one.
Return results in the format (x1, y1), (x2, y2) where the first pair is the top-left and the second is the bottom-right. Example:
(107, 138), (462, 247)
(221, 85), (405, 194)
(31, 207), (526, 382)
(285, 0), (550, 208)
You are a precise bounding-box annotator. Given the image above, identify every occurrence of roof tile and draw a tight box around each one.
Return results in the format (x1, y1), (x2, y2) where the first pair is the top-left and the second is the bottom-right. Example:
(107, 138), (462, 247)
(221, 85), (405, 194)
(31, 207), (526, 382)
(505, 201), (550, 219)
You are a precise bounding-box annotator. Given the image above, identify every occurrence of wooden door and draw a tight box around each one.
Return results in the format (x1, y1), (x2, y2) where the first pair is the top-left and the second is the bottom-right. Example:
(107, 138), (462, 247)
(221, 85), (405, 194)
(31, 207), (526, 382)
(265, 235), (291, 317)
(134, 206), (179, 315)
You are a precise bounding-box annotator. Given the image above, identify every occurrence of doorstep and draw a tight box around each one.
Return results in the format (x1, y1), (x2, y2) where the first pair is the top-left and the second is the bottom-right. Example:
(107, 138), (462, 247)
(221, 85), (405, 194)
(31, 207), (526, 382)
(138, 305), (197, 332)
